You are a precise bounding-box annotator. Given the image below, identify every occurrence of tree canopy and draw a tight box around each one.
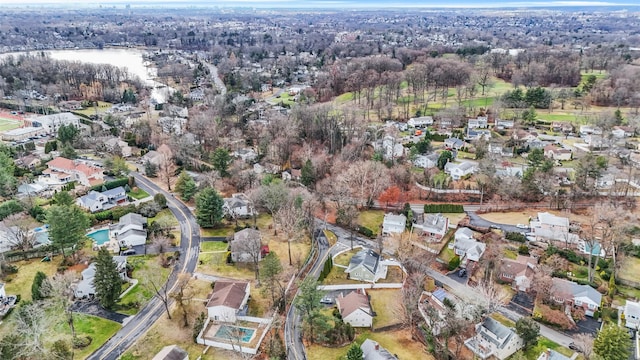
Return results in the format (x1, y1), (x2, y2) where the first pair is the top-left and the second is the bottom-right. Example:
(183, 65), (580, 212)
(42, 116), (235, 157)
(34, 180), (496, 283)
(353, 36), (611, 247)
(175, 171), (197, 201)
(195, 187), (224, 228)
(46, 204), (90, 257)
(593, 325), (631, 360)
(94, 247), (123, 309)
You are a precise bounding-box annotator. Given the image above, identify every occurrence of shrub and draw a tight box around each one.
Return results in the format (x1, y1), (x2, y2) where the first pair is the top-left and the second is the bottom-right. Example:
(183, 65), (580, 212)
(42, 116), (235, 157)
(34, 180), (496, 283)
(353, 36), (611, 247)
(448, 256), (461, 271)
(0, 200), (23, 221)
(94, 210), (113, 222)
(137, 201), (161, 218)
(518, 245), (530, 255)
(72, 336), (92, 349)
(357, 226), (374, 238)
(505, 232), (526, 243)
(154, 193), (167, 208)
(90, 178), (129, 192)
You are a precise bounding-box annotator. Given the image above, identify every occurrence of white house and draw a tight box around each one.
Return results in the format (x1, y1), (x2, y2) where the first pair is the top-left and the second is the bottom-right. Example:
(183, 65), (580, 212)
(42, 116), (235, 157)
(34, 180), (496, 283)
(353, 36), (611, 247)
(444, 161), (477, 180)
(77, 186), (128, 213)
(382, 213), (406, 235)
(530, 212), (580, 244)
(232, 148), (258, 162)
(336, 289), (373, 328)
(414, 153), (439, 169)
(407, 116), (434, 128)
(495, 119), (515, 129)
(465, 317), (523, 360)
(206, 280), (250, 323)
(345, 249), (387, 283)
(0, 283), (5, 298)
(468, 116), (488, 129)
(612, 126), (634, 138)
(444, 137), (466, 150)
(537, 349), (571, 360)
(112, 213), (148, 247)
(381, 136), (404, 160)
(104, 138), (133, 157)
(223, 193), (256, 218)
(624, 300), (640, 329)
(450, 228), (486, 262)
(543, 145), (572, 161)
(74, 257), (127, 298)
(230, 228), (263, 263)
(361, 339), (396, 360)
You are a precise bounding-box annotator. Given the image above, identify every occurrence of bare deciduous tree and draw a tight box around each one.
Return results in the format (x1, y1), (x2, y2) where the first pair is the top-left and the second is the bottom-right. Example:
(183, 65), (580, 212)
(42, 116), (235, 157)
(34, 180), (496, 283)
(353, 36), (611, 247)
(230, 229), (263, 280)
(170, 272), (194, 327)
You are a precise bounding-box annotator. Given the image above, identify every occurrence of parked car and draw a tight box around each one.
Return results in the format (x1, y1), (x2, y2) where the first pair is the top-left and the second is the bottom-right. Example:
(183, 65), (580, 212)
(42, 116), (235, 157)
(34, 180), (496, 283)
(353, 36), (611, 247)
(121, 249), (136, 256)
(320, 296), (334, 305)
(516, 224), (529, 229)
(568, 343), (580, 352)
(458, 268), (467, 278)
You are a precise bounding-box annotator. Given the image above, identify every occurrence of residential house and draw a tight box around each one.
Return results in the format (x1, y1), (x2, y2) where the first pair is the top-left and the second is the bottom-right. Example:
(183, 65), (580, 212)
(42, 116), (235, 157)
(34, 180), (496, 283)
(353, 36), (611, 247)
(444, 137), (466, 150)
(623, 300), (640, 329)
(407, 116), (434, 128)
(579, 125), (603, 136)
(439, 118), (453, 132)
(512, 130), (538, 142)
(551, 122), (573, 134)
(104, 138), (133, 157)
(17, 182), (48, 197)
(380, 136), (404, 160)
(498, 256), (537, 292)
(551, 278), (602, 317)
(382, 213), (406, 236)
(230, 228), (262, 263)
(282, 169), (301, 182)
(612, 126), (634, 138)
(77, 186), (128, 213)
(0, 283), (5, 298)
(232, 148), (258, 162)
(464, 317), (524, 360)
(16, 155), (41, 169)
(112, 213), (148, 247)
(584, 134), (607, 149)
(74, 256), (127, 298)
(414, 213), (449, 241)
(336, 289), (374, 328)
(444, 161), (477, 180)
(450, 228), (486, 262)
(29, 113), (80, 134)
(413, 153), (439, 169)
(345, 249), (387, 283)
(42, 157), (104, 187)
(0, 224), (16, 253)
(468, 116), (488, 129)
(153, 345), (189, 360)
(495, 119), (515, 129)
(223, 193), (256, 218)
(140, 144), (173, 167)
(530, 212), (580, 244)
(466, 128), (491, 141)
(537, 349), (572, 360)
(420, 288), (457, 335)
(206, 280), (250, 322)
(361, 339), (397, 360)
(543, 145), (572, 161)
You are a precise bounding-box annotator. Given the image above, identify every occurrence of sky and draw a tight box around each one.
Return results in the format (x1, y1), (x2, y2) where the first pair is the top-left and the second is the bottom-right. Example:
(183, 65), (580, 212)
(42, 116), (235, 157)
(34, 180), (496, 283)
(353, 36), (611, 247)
(0, 0), (637, 8)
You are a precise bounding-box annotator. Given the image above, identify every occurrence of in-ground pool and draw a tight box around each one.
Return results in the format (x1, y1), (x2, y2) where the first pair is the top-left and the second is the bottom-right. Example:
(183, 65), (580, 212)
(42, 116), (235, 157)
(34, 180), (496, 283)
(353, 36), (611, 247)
(215, 325), (255, 343)
(87, 229), (110, 245)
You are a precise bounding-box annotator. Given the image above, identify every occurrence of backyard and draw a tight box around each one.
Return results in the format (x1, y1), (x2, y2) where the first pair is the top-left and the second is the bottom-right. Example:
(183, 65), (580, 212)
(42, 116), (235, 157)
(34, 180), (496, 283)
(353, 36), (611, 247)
(368, 289), (404, 329)
(117, 255), (172, 315)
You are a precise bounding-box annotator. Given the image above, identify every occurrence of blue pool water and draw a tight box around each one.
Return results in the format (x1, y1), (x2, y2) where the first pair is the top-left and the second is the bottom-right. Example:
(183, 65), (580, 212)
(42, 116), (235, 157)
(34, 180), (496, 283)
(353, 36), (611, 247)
(87, 229), (110, 245)
(215, 325), (255, 343)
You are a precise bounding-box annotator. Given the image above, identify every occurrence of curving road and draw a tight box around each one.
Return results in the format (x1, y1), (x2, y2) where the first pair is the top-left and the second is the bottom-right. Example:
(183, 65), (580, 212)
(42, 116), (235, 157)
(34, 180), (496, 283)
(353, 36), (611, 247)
(87, 172), (201, 360)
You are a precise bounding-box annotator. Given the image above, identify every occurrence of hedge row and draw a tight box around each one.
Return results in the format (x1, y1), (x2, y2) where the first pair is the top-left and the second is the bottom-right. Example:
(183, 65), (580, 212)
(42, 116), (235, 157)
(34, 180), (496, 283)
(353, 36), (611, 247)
(0, 200), (23, 221)
(93, 204), (137, 222)
(91, 177), (132, 192)
(505, 232), (527, 243)
(424, 204), (464, 213)
(318, 256), (333, 282)
(357, 226), (375, 238)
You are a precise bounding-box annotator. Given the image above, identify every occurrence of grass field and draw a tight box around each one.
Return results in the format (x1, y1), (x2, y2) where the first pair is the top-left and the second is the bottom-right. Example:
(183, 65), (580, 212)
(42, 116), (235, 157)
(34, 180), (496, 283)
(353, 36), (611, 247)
(619, 256), (640, 283)
(369, 289), (404, 329)
(3, 256), (62, 301)
(523, 337), (579, 360)
(201, 226), (233, 237)
(0, 117), (21, 131)
(358, 210), (384, 235)
(73, 314), (122, 359)
(128, 187), (150, 200)
(200, 241), (228, 252)
(118, 255), (172, 314)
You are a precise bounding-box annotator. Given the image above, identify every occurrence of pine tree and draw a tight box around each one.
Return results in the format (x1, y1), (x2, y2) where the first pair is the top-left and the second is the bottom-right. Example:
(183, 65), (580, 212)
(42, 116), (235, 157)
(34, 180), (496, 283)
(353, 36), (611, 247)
(346, 343), (363, 360)
(300, 159), (315, 187)
(94, 247), (122, 309)
(195, 187), (224, 228)
(31, 271), (48, 301)
(175, 171), (197, 201)
(594, 325), (631, 360)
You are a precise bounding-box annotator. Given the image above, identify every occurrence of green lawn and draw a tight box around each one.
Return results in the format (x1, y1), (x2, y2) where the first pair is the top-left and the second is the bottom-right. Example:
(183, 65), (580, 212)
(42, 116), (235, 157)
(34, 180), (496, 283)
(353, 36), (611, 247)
(490, 312), (515, 327)
(147, 209), (179, 228)
(538, 113), (584, 122)
(333, 249), (361, 267)
(3, 256), (62, 301)
(73, 314), (122, 359)
(197, 252), (254, 280)
(369, 289), (404, 329)
(200, 241), (228, 252)
(200, 226), (233, 237)
(618, 256), (640, 283)
(461, 96), (495, 108)
(324, 230), (338, 246)
(0, 117), (21, 131)
(336, 92), (354, 102)
(523, 337), (578, 360)
(503, 248), (518, 260)
(117, 255), (172, 314)
(438, 241), (455, 263)
(128, 187), (150, 200)
(72, 101), (113, 116)
(358, 210), (384, 235)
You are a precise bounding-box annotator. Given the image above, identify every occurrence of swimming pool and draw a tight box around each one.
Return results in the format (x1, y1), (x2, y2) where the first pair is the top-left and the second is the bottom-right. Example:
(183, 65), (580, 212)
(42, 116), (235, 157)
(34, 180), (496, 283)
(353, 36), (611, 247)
(87, 229), (110, 245)
(215, 325), (255, 343)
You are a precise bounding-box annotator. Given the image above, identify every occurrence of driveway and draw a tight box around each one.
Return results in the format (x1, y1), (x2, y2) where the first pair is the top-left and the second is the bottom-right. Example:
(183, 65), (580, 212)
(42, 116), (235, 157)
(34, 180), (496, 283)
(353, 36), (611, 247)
(71, 300), (129, 324)
(467, 212), (528, 234)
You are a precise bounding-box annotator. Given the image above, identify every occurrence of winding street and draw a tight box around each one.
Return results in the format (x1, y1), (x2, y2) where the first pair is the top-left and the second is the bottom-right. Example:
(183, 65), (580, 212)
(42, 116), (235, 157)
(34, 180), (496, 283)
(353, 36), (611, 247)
(87, 172), (201, 360)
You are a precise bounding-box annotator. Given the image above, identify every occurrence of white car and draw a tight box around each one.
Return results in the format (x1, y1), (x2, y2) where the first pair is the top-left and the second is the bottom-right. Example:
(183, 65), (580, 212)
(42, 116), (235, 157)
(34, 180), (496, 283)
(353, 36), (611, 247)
(516, 224), (529, 229)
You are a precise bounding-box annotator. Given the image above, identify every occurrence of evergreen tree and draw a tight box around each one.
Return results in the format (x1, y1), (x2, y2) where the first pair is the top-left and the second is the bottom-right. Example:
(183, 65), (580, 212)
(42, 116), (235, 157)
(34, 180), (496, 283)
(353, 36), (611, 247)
(0, 148), (17, 197)
(60, 143), (78, 159)
(300, 159), (315, 187)
(175, 171), (197, 201)
(46, 204), (90, 257)
(195, 187), (224, 228)
(31, 271), (48, 301)
(437, 150), (453, 170)
(57, 124), (79, 145)
(52, 191), (74, 206)
(594, 325), (631, 360)
(346, 343), (363, 360)
(144, 160), (158, 177)
(94, 247), (122, 309)
(210, 147), (232, 177)
(515, 317), (540, 350)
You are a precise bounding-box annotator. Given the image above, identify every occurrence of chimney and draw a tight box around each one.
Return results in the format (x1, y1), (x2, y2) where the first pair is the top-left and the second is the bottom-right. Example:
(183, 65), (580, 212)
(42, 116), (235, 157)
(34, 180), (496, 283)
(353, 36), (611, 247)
(375, 342), (379, 351)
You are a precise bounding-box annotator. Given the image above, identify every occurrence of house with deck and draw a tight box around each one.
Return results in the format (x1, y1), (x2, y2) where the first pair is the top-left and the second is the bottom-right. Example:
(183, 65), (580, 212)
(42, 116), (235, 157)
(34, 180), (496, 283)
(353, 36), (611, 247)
(498, 256), (537, 292)
(206, 280), (250, 323)
(77, 186), (127, 213)
(361, 339), (397, 360)
(42, 157), (104, 187)
(444, 161), (477, 180)
(465, 317), (523, 360)
(74, 256), (127, 298)
(223, 193), (256, 218)
(450, 228), (486, 262)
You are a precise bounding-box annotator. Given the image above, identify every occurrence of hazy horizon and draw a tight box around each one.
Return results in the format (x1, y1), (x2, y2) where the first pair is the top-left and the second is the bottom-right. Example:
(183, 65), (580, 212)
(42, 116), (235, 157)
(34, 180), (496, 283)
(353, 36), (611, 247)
(0, 0), (638, 9)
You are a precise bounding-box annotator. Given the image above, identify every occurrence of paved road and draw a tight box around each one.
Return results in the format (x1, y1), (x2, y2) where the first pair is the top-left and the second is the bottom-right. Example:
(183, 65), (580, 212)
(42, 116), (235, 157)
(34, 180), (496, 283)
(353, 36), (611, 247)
(201, 60), (227, 97)
(285, 228), (331, 360)
(87, 173), (201, 360)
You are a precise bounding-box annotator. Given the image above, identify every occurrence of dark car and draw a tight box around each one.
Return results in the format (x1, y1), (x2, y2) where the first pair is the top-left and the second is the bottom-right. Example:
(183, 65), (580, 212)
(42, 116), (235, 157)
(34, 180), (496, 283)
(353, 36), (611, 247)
(458, 268), (467, 278)
(568, 343), (580, 352)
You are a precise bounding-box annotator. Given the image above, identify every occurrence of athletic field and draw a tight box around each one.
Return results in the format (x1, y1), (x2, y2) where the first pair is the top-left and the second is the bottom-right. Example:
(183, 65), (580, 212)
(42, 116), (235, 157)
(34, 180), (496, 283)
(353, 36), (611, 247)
(0, 111), (23, 131)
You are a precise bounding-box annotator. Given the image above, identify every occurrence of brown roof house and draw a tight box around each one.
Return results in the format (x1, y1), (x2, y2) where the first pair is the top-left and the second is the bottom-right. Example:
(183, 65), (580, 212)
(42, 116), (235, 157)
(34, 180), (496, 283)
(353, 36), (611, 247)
(336, 289), (374, 328)
(498, 256), (537, 292)
(206, 280), (250, 322)
(152, 345), (189, 360)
